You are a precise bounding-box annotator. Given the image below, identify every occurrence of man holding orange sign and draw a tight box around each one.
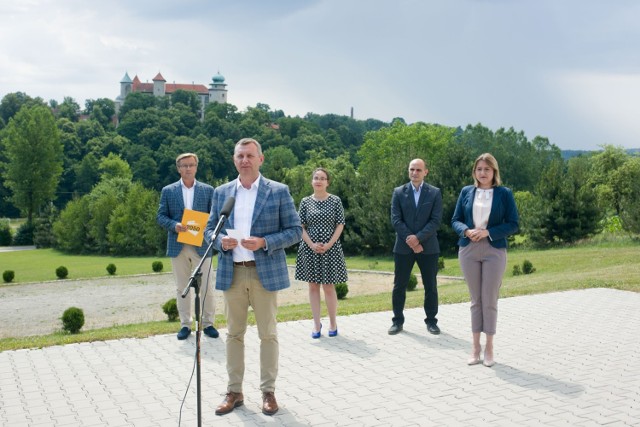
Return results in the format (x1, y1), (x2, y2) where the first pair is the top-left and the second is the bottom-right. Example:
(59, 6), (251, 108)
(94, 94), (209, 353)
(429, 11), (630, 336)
(157, 153), (218, 340)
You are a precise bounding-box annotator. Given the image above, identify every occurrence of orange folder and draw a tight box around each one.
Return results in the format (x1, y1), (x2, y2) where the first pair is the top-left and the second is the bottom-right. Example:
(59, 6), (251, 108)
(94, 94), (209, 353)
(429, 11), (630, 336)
(177, 209), (210, 247)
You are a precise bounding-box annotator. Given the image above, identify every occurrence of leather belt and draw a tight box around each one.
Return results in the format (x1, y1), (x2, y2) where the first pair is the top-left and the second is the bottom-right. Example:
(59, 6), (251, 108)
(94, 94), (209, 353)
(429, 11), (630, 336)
(233, 260), (256, 267)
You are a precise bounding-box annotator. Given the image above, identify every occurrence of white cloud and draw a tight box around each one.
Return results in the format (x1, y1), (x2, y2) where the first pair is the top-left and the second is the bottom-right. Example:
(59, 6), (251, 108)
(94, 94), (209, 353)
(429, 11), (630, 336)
(1, 0), (639, 150)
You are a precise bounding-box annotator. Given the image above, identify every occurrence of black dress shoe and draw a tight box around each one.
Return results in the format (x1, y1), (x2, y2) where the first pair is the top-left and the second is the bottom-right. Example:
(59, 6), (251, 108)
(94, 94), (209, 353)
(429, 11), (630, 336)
(177, 327), (191, 340)
(388, 324), (403, 335)
(203, 326), (219, 338)
(426, 323), (440, 335)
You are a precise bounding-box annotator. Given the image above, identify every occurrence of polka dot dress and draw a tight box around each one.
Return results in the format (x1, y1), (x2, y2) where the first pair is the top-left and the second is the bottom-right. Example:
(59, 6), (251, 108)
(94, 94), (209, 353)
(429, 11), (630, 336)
(295, 194), (348, 285)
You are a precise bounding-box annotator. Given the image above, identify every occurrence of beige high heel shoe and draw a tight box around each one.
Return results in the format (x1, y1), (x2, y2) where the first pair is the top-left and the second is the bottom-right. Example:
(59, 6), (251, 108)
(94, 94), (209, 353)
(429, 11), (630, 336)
(483, 348), (495, 367)
(467, 346), (482, 365)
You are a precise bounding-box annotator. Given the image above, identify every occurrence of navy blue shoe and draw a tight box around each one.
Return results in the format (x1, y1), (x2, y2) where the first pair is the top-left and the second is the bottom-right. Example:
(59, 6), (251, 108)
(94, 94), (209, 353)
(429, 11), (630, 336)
(328, 328), (338, 337)
(203, 326), (219, 338)
(311, 324), (322, 339)
(177, 327), (191, 340)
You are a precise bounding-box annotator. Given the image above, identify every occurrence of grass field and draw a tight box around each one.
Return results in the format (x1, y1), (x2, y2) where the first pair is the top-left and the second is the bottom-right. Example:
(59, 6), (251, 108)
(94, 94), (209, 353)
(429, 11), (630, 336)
(0, 237), (638, 351)
(0, 249), (173, 282)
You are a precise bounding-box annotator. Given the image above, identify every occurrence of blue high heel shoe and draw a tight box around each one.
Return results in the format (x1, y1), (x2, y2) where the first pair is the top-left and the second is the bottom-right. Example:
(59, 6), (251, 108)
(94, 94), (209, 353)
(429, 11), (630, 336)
(311, 324), (322, 339)
(328, 328), (338, 337)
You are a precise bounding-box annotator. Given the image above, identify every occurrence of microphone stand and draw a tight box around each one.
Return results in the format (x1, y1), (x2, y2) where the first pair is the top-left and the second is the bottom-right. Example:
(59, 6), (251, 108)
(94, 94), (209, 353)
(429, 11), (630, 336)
(181, 214), (228, 427)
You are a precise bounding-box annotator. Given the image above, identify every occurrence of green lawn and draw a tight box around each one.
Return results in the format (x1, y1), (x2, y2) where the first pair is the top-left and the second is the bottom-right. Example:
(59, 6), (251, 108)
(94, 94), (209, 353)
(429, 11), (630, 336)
(1, 248), (435, 283)
(2, 241), (639, 290)
(1, 238), (638, 351)
(0, 249), (173, 282)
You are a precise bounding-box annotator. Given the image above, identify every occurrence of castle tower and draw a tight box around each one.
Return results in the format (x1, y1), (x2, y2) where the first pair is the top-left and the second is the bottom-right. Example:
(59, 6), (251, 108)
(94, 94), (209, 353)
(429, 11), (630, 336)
(153, 72), (166, 97)
(208, 72), (228, 104)
(115, 72), (132, 112)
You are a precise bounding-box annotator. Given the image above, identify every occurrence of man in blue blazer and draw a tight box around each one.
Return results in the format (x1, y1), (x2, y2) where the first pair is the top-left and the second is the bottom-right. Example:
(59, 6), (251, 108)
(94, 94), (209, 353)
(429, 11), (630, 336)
(205, 138), (301, 417)
(389, 158), (443, 335)
(157, 153), (218, 341)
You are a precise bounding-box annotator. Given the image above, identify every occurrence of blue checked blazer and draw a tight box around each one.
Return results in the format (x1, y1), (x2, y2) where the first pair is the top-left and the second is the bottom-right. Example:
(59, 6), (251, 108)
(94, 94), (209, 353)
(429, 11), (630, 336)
(451, 185), (519, 249)
(204, 176), (302, 292)
(157, 180), (215, 258)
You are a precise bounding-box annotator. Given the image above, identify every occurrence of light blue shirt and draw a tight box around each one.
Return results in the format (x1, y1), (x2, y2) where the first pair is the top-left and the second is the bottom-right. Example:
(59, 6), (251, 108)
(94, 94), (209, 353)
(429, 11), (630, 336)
(412, 182), (423, 206)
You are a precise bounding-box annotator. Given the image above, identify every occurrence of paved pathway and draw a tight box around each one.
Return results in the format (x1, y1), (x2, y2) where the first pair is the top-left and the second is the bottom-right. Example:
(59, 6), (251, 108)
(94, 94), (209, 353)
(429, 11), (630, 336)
(1, 288), (639, 426)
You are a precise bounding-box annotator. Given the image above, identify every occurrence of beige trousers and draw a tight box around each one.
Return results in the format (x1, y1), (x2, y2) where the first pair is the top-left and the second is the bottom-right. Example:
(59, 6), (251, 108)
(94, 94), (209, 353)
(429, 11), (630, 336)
(171, 245), (216, 328)
(224, 265), (279, 393)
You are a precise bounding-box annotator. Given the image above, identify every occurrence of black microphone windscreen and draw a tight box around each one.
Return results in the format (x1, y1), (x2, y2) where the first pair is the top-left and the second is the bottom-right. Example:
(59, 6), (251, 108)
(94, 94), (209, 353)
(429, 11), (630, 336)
(220, 197), (235, 217)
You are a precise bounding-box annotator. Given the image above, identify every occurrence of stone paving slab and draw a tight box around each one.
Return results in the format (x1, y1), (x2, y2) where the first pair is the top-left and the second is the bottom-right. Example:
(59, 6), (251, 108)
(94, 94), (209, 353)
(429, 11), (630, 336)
(0, 288), (638, 426)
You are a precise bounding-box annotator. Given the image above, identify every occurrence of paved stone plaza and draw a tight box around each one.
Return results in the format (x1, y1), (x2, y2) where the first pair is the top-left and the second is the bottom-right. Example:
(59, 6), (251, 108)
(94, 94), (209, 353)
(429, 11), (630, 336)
(1, 288), (638, 426)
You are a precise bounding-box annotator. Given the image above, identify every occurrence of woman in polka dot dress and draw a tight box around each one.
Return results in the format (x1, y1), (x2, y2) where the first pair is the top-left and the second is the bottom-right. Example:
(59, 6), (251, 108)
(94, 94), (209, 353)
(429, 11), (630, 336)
(295, 168), (348, 338)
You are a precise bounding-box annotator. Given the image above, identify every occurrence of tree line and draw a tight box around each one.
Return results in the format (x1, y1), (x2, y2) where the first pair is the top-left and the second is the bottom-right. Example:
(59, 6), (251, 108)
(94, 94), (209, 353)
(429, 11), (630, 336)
(0, 90), (638, 255)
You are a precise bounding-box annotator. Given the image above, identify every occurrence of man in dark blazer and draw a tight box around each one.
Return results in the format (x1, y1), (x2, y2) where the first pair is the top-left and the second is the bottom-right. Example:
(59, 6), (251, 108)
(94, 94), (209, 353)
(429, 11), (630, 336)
(157, 153), (218, 341)
(389, 158), (443, 335)
(205, 138), (302, 417)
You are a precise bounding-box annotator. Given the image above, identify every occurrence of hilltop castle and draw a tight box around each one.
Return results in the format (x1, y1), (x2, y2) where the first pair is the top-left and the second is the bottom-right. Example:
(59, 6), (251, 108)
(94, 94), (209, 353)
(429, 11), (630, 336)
(115, 71), (228, 116)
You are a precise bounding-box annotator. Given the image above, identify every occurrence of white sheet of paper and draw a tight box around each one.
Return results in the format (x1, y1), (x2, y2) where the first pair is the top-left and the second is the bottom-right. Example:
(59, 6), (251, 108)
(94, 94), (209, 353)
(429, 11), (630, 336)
(226, 229), (246, 241)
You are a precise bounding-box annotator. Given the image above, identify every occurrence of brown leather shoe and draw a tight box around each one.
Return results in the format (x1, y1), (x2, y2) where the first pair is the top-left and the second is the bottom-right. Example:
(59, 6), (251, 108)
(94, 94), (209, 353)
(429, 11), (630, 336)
(215, 391), (244, 415)
(261, 391), (278, 415)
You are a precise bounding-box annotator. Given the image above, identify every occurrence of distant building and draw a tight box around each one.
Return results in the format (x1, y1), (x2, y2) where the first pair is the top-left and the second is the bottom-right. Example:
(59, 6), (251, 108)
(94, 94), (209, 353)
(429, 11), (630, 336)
(115, 71), (228, 118)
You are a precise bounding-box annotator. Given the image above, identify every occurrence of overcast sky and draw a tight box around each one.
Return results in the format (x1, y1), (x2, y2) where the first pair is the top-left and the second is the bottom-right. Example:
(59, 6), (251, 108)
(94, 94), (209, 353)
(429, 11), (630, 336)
(1, 0), (639, 150)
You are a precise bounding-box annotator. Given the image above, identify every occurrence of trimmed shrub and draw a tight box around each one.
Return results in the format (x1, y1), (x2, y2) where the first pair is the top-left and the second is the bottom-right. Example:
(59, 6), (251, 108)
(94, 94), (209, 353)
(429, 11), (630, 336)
(407, 274), (418, 291)
(61, 307), (85, 333)
(438, 257), (445, 271)
(106, 263), (117, 275)
(163, 298), (179, 321)
(3, 270), (15, 283)
(152, 261), (164, 273)
(513, 264), (522, 276)
(56, 266), (69, 279)
(335, 282), (349, 299)
(522, 259), (536, 274)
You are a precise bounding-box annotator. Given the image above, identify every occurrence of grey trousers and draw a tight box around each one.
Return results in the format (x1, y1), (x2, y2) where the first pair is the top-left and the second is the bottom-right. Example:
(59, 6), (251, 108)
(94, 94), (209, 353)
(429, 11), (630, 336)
(458, 239), (507, 335)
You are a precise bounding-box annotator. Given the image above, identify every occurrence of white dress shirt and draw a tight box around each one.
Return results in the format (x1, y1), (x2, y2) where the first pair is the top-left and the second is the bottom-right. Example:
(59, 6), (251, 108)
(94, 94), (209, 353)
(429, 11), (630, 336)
(473, 188), (493, 230)
(232, 176), (260, 262)
(180, 178), (196, 210)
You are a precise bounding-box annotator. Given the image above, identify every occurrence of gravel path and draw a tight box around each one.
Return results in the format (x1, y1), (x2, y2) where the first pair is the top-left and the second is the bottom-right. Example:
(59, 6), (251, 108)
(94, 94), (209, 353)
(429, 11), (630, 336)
(0, 268), (405, 338)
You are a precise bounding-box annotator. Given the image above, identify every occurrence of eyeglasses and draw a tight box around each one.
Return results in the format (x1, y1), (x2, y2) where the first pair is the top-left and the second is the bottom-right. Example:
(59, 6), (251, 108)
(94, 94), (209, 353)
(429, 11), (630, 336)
(179, 164), (197, 169)
(312, 177), (327, 181)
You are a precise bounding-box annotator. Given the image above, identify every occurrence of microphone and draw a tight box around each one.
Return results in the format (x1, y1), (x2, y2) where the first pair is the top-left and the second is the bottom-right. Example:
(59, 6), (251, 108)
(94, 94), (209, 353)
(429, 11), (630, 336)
(220, 196), (235, 218)
(208, 196), (235, 248)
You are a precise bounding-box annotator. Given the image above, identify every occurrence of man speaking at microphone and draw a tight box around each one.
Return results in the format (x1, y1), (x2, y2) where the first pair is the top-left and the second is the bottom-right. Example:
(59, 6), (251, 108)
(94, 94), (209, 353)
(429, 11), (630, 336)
(205, 138), (302, 416)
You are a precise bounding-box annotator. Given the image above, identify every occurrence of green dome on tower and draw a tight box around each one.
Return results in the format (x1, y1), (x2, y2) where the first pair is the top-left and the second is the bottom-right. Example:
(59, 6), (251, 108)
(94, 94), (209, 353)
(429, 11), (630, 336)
(212, 72), (225, 83)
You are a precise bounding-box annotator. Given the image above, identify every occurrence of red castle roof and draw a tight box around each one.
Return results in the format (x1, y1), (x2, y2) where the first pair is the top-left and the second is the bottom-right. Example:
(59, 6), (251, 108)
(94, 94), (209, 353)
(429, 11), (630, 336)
(131, 74), (208, 95)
